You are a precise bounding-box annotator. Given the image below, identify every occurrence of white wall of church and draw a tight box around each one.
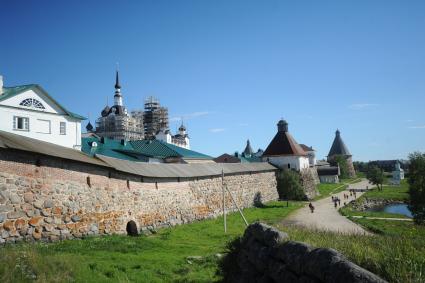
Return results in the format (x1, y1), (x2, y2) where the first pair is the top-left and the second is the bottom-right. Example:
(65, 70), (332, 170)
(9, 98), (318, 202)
(0, 89), (82, 149)
(0, 106), (81, 149)
(263, 155), (309, 171)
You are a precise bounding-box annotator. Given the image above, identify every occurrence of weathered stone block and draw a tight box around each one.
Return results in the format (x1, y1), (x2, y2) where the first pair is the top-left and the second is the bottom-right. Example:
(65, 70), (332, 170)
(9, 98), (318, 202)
(28, 216), (43, 227)
(3, 220), (15, 231)
(44, 200), (54, 208)
(7, 211), (26, 219)
(24, 193), (34, 203)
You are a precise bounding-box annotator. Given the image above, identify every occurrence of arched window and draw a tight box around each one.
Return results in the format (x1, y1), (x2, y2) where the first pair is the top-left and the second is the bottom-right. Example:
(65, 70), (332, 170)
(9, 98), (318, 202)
(19, 98), (45, 110)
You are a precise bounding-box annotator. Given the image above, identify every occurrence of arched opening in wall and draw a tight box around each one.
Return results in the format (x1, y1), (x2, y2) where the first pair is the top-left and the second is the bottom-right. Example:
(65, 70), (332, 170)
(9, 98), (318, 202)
(126, 179), (130, 189)
(87, 176), (92, 188)
(126, 220), (138, 236)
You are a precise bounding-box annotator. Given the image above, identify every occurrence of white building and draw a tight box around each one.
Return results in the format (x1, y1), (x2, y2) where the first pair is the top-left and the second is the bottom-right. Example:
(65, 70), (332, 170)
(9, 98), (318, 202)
(300, 144), (316, 167)
(0, 76), (84, 149)
(262, 120), (309, 171)
(155, 123), (190, 149)
(392, 161), (405, 185)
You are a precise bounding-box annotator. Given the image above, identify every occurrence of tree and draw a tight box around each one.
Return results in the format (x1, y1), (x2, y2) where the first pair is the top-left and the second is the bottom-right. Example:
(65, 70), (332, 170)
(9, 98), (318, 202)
(334, 155), (349, 179)
(408, 152), (425, 225)
(366, 165), (385, 191)
(276, 169), (305, 201)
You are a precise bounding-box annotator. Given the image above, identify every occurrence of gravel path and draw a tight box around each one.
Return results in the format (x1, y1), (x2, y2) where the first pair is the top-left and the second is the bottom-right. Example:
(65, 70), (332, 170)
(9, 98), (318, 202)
(281, 179), (372, 235)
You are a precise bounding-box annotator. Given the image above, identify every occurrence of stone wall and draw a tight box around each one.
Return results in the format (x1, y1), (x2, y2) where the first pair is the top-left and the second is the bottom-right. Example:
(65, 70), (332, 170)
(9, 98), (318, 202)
(0, 149), (278, 243)
(299, 168), (320, 200)
(223, 223), (387, 283)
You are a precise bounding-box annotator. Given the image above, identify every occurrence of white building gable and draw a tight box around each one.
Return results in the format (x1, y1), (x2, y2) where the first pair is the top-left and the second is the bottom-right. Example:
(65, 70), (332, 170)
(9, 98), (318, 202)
(0, 79), (84, 149)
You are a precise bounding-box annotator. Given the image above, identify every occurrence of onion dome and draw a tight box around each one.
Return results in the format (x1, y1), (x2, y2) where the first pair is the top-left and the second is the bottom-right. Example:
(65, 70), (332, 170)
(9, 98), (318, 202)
(101, 105), (111, 117)
(179, 124), (186, 132)
(86, 121), (94, 132)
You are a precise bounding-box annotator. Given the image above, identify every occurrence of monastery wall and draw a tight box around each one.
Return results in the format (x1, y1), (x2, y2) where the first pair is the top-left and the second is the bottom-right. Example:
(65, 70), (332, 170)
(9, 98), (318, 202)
(0, 148), (278, 243)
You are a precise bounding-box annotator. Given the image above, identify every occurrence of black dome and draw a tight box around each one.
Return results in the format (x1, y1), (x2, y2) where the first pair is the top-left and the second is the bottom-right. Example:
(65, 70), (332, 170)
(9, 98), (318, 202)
(86, 121), (94, 132)
(101, 106), (111, 117)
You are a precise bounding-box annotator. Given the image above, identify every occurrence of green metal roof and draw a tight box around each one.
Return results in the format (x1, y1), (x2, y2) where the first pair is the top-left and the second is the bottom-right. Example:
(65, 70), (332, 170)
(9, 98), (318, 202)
(82, 137), (212, 161)
(0, 84), (86, 120)
(130, 140), (212, 159)
(81, 137), (142, 162)
(130, 140), (179, 158)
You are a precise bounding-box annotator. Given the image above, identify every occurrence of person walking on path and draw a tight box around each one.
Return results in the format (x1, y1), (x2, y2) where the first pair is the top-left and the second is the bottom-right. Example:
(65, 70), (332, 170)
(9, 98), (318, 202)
(309, 202), (315, 213)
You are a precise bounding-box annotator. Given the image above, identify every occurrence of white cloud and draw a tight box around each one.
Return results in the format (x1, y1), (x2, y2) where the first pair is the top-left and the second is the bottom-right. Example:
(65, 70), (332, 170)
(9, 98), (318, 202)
(238, 123), (249, 127)
(405, 119), (414, 122)
(170, 111), (211, 122)
(348, 103), (379, 110)
(408, 125), (425, 129)
(209, 128), (225, 133)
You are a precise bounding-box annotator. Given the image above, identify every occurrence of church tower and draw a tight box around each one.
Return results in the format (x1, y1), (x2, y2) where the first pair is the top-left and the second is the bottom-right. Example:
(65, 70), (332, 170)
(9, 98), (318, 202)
(327, 129), (356, 178)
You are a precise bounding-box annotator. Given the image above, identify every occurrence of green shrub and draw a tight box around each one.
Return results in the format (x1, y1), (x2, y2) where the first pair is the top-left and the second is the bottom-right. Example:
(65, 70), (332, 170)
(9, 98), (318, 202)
(408, 152), (425, 225)
(276, 169), (305, 200)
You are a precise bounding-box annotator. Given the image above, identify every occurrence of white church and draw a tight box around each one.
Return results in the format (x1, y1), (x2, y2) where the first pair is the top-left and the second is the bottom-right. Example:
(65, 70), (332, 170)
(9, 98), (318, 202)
(0, 76), (85, 149)
(262, 119), (310, 171)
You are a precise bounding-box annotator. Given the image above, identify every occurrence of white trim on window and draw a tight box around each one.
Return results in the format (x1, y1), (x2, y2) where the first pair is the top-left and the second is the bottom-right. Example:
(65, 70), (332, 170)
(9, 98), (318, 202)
(13, 116), (30, 131)
(36, 119), (51, 134)
(60, 122), (66, 135)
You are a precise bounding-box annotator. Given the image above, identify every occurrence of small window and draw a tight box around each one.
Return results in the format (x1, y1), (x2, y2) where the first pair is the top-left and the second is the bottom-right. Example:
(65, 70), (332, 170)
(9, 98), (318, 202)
(19, 98), (45, 110)
(37, 119), (51, 134)
(13, 116), (29, 131)
(60, 122), (66, 135)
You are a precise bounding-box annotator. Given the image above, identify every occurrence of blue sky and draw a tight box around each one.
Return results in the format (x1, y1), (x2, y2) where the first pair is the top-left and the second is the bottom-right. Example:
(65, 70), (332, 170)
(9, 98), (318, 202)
(1, 0), (424, 161)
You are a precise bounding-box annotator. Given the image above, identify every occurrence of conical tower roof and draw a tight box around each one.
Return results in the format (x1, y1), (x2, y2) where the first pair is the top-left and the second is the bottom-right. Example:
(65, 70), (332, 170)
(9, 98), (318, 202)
(243, 139), (254, 156)
(263, 120), (307, 156)
(327, 129), (351, 157)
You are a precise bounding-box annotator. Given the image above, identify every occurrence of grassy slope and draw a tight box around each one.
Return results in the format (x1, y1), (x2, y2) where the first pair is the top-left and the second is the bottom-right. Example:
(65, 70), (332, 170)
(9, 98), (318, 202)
(336, 179), (425, 282)
(0, 201), (303, 283)
(277, 225), (425, 283)
(315, 177), (361, 200)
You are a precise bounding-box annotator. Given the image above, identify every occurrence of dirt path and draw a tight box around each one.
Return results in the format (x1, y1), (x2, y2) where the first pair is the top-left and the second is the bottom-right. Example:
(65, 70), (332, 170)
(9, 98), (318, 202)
(281, 179), (372, 235)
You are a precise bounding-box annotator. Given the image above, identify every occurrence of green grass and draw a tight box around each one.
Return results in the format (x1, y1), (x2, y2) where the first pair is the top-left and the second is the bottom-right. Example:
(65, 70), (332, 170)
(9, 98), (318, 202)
(2, 192), (424, 283)
(275, 224), (425, 283)
(335, 178), (425, 282)
(315, 183), (348, 200)
(314, 177), (362, 200)
(363, 180), (409, 201)
(340, 208), (409, 219)
(352, 218), (424, 237)
(0, 201), (303, 283)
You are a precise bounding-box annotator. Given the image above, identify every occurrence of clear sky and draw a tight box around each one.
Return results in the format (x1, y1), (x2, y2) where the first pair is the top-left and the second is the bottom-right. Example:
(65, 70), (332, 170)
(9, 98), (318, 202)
(1, 0), (424, 161)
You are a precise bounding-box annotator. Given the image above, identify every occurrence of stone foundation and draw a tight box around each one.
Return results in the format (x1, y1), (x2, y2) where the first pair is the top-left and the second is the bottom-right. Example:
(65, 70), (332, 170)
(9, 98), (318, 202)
(0, 149), (278, 243)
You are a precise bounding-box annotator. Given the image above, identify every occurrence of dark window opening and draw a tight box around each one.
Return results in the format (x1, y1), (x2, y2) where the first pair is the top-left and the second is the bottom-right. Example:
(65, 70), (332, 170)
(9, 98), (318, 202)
(87, 176), (91, 188)
(127, 180), (130, 189)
